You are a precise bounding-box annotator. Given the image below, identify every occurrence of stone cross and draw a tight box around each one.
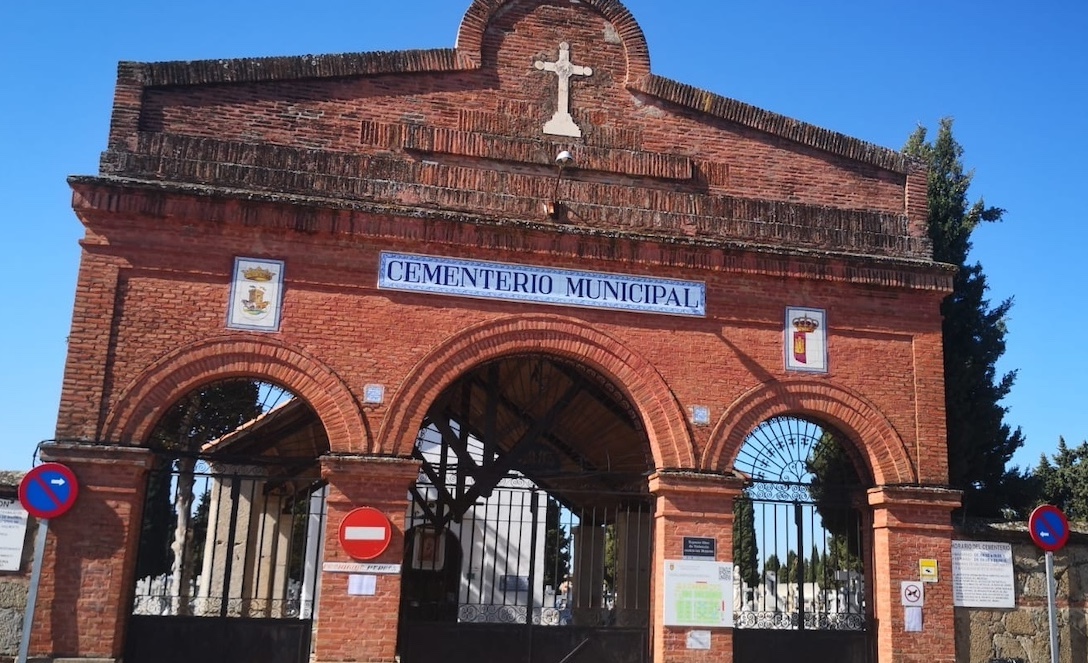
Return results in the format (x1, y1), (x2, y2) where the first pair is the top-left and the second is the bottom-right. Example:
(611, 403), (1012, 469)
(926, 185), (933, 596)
(534, 42), (593, 138)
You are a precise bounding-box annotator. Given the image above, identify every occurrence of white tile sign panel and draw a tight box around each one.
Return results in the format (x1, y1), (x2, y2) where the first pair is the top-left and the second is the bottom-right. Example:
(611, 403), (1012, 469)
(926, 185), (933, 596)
(378, 252), (706, 318)
(951, 540), (1016, 608)
(227, 257), (285, 332)
(785, 307), (828, 373)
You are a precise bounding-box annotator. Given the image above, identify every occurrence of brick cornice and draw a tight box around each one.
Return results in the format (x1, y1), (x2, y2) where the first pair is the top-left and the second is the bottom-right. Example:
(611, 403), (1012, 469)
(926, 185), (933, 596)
(69, 174), (956, 293)
(634, 74), (912, 175)
(100, 132), (925, 261)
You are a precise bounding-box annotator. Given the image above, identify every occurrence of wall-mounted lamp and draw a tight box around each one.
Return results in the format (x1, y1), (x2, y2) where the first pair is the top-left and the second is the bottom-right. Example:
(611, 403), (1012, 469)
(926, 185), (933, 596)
(545, 150), (574, 219)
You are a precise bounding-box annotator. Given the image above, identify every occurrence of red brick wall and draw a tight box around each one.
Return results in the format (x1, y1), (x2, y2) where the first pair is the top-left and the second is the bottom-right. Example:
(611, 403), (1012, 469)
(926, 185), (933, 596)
(48, 1), (958, 662)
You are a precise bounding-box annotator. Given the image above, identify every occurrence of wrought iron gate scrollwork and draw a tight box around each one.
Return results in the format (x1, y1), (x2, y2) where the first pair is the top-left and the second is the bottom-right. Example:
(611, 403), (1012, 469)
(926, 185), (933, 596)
(732, 416), (871, 663)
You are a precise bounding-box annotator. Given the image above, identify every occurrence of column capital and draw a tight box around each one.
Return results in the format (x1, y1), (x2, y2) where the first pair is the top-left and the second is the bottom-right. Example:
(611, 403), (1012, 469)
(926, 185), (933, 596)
(648, 470), (746, 498)
(319, 453), (420, 479)
(868, 485), (961, 531)
(867, 484), (961, 509)
(40, 442), (154, 470)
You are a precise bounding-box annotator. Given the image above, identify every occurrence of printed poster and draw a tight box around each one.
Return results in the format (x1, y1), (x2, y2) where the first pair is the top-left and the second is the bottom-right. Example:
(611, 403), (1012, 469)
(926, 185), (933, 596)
(785, 307), (828, 373)
(227, 257), (285, 332)
(663, 560), (733, 627)
(951, 541), (1015, 608)
(0, 499), (28, 572)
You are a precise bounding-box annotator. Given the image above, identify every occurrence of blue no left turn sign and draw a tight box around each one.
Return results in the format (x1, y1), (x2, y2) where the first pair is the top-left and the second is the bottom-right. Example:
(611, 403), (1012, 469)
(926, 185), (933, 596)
(1028, 504), (1070, 553)
(18, 463), (80, 520)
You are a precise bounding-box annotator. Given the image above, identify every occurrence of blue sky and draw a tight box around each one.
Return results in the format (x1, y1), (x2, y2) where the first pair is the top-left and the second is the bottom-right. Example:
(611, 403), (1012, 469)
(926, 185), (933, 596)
(1, 0), (1084, 473)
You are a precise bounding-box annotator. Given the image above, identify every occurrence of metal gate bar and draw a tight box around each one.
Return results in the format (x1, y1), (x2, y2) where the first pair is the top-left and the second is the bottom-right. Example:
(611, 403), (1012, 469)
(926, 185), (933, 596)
(399, 479), (651, 663)
(127, 457), (326, 663)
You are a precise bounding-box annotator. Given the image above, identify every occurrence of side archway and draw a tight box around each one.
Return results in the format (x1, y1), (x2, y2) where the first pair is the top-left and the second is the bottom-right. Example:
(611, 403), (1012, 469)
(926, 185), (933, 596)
(377, 314), (694, 469)
(103, 336), (369, 452)
(455, 0), (652, 83)
(702, 379), (917, 486)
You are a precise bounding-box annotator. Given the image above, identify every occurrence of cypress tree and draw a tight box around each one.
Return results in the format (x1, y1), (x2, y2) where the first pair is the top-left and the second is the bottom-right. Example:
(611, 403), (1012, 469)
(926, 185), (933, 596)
(904, 119), (1025, 517)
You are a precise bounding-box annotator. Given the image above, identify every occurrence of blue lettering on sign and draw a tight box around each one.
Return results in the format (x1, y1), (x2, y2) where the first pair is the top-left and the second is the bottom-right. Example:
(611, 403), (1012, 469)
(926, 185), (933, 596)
(379, 252), (706, 317)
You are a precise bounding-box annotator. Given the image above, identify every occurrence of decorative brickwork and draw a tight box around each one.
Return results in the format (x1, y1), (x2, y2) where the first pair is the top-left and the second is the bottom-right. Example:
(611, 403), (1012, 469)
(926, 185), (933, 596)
(376, 314), (695, 468)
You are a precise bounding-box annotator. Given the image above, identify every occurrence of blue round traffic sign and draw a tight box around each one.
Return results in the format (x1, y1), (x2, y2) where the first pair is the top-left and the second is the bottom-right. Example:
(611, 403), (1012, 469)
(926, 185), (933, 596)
(1029, 505), (1070, 552)
(18, 463), (79, 520)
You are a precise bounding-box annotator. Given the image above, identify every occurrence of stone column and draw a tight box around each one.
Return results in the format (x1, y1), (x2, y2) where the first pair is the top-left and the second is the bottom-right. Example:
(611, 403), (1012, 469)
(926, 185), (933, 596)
(31, 443), (154, 662)
(648, 471), (745, 663)
(868, 486), (961, 663)
(313, 455), (421, 663)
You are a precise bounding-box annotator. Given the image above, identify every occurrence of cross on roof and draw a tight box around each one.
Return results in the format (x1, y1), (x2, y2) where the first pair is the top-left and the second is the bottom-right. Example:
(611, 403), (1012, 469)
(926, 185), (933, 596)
(534, 42), (593, 138)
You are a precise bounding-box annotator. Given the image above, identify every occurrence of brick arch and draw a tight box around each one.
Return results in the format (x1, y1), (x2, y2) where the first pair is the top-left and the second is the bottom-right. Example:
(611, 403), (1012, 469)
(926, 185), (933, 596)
(701, 379), (917, 486)
(456, 0), (652, 83)
(103, 336), (369, 453)
(378, 314), (694, 468)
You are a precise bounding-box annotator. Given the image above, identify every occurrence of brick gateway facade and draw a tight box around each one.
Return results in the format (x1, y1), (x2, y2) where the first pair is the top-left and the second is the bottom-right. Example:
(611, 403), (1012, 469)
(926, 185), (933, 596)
(42, 1), (960, 662)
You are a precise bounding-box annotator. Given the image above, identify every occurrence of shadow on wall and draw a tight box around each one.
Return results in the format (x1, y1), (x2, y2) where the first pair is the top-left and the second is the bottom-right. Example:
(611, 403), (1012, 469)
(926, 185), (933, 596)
(954, 520), (1088, 663)
(0, 471), (34, 663)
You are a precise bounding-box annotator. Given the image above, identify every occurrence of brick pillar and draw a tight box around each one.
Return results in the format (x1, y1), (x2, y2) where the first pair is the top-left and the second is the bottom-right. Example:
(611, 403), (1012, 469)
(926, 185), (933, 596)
(31, 443), (153, 662)
(868, 486), (961, 663)
(314, 455), (421, 663)
(649, 471), (746, 663)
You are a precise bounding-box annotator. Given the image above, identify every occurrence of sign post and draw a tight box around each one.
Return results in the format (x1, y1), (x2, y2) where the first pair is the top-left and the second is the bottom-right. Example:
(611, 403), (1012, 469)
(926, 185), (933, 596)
(17, 463), (80, 663)
(1029, 505), (1070, 663)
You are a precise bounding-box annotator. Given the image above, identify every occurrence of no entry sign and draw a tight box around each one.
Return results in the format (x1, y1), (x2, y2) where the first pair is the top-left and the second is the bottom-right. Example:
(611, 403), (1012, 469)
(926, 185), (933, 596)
(1029, 505), (1070, 553)
(338, 507), (393, 560)
(18, 463), (79, 520)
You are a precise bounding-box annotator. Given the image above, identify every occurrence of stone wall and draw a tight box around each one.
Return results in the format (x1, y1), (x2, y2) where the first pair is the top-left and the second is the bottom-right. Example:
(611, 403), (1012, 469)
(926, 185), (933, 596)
(955, 521), (1088, 663)
(0, 471), (32, 663)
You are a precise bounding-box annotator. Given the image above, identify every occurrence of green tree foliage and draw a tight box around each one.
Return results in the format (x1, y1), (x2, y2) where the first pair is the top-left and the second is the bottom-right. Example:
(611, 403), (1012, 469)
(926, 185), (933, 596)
(764, 553), (781, 580)
(732, 497), (759, 588)
(783, 551), (799, 583)
(1035, 438), (1088, 520)
(904, 119), (1026, 517)
(805, 544), (821, 584)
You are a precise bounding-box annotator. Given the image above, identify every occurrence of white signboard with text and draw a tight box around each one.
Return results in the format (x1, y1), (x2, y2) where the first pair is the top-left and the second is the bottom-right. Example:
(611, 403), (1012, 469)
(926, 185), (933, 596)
(663, 560), (733, 627)
(0, 499), (28, 572)
(951, 540), (1015, 608)
(379, 252), (706, 318)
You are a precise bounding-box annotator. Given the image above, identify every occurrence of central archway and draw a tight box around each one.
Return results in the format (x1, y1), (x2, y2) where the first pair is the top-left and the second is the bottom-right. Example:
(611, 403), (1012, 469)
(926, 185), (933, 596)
(397, 352), (655, 663)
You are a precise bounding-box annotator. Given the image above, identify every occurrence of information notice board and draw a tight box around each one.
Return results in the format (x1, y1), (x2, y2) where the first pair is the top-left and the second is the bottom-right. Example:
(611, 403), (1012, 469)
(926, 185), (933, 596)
(663, 560), (733, 627)
(0, 499), (28, 572)
(951, 541), (1015, 608)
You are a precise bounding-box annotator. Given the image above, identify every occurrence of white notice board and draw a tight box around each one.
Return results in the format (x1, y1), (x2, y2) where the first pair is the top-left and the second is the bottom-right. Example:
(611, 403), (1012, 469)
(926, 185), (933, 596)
(951, 541), (1015, 608)
(0, 499), (28, 572)
(663, 560), (733, 627)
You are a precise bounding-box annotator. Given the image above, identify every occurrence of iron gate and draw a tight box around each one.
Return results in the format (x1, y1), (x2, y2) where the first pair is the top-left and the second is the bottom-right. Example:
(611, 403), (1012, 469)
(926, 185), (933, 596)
(125, 457), (326, 663)
(397, 477), (652, 663)
(732, 416), (872, 663)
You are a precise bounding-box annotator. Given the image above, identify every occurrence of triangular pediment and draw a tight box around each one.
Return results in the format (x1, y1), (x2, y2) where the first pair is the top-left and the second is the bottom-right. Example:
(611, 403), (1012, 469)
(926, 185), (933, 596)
(89, 0), (932, 261)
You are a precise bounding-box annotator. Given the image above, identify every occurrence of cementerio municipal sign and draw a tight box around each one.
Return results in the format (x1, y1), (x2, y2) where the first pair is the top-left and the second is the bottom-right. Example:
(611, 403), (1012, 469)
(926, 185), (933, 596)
(379, 252), (706, 317)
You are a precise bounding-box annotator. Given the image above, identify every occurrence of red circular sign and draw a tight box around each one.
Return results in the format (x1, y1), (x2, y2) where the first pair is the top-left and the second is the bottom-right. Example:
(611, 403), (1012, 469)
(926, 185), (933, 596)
(18, 463), (80, 520)
(1029, 505), (1070, 552)
(338, 507), (393, 560)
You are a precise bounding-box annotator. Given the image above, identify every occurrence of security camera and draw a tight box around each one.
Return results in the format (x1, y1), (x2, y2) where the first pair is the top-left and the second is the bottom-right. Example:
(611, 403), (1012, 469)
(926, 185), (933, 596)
(555, 151), (573, 166)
